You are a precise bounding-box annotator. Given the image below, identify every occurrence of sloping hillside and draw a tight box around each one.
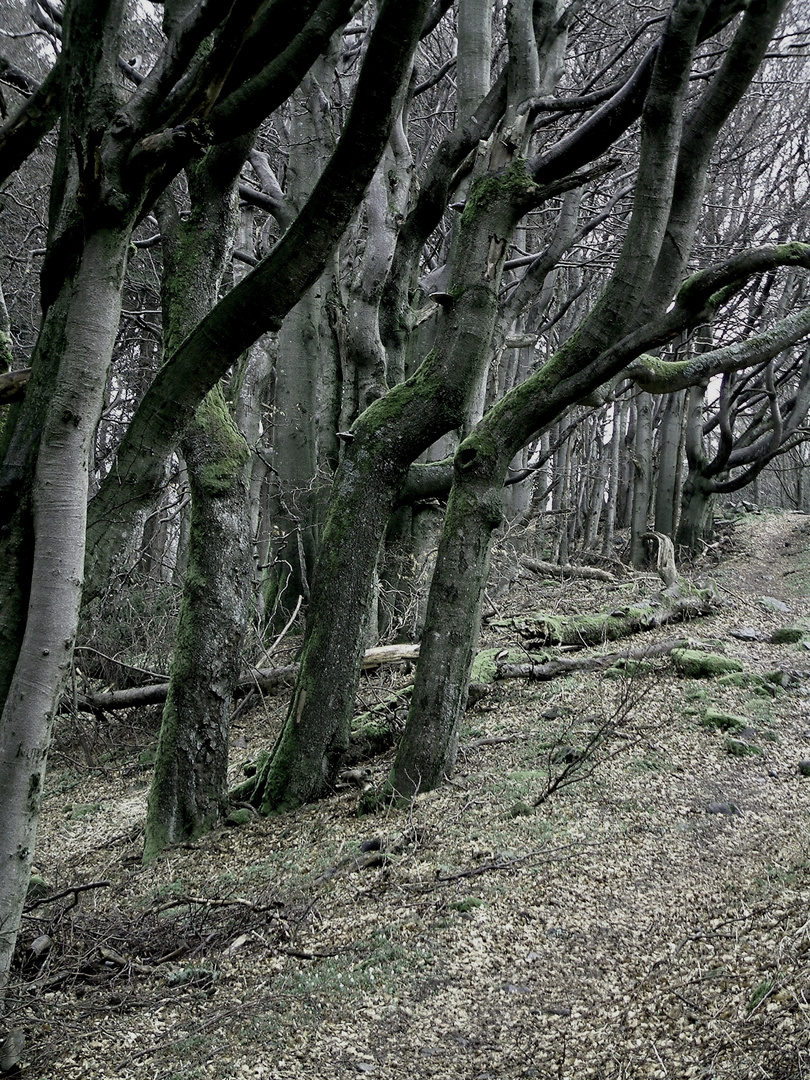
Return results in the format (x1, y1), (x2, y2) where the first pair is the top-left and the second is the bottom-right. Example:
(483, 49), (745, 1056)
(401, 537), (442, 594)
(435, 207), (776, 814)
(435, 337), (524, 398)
(8, 511), (810, 1079)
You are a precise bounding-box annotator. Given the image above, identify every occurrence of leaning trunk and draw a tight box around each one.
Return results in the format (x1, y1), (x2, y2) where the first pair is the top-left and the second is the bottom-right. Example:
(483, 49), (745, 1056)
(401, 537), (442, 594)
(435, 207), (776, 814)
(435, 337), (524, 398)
(389, 457), (502, 795)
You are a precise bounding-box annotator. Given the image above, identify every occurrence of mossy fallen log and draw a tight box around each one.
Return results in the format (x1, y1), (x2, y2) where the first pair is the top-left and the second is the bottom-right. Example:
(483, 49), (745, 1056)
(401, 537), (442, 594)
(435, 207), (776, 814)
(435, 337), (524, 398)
(671, 649), (743, 677)
(491, 587), (717, 647)
(497, 637), (689, 681)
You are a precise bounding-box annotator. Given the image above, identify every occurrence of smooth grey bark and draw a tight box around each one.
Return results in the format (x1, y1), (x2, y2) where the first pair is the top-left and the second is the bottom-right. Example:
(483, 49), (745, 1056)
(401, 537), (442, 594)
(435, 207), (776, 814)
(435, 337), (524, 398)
(602, 395), (628, 557)
(456, 0), (491, 120)
(262, 63), (339, 630)
(653, 388), (685, 539)
(0, 227), (131, 1001)
(583, 414), (610, 549)
(629, 391), (653, 567)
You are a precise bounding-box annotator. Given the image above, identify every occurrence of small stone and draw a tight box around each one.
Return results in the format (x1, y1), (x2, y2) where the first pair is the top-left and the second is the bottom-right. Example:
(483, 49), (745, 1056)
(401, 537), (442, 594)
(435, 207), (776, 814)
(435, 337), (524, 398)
(466, 683), (490, 709)
(798, 760), (810, 777)
(725, 737), (762, 757)
(730, 627), (768, 642)
(551, 745), (583, 764)
(706, 802), (743, 816)
(0, 1029), (24, 1073)
(760, 596), (791, 614)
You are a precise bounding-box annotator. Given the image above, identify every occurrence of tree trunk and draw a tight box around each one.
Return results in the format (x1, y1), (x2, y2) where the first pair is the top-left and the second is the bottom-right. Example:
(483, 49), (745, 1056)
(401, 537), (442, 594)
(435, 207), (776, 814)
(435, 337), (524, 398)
(602, 397), (625, 557)
(654, 388), (685, 538)
(630, 391), (653, 567)
(143, 145), (255, 860)
(676, 382), (714, 553)
(0, 227), (131, 999)
(389, 460), (502, 796)
(144, 388), (250, 860)
(677, 468), (716, 553)
(262, 67), (339, 631)
(456, 0), (492, 120)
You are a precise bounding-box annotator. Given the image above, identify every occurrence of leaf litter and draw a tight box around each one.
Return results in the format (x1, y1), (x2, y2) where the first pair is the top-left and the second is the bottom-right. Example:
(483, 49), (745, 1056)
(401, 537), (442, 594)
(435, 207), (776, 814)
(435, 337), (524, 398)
(6, 512), (810, 1079)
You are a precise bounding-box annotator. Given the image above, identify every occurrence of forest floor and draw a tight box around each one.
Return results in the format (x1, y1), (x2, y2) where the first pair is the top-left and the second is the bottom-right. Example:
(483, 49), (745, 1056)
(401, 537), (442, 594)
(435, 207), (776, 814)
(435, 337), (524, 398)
(8, 511), (810, 1080)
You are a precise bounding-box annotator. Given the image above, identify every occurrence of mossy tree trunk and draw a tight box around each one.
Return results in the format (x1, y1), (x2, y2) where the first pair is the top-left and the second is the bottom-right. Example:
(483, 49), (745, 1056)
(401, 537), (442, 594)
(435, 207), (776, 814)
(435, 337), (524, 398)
(630, 390), (654, 567)
(144, 387), (251, 860)
(0, 0), (140, 1000)
(389, 0), (739, 798)
(144, 147), (254, 860)
(677, 466), (716, 553)
(654, 388), (686, 539)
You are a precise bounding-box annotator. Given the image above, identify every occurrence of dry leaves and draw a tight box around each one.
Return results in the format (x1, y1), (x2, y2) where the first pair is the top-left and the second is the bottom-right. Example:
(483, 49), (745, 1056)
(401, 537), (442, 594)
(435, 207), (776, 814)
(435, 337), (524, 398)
(8, 513), (810, 1079)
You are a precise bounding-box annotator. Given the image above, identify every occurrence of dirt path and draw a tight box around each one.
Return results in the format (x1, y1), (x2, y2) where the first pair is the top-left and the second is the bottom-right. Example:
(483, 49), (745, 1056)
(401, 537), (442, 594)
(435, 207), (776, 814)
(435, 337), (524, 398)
(9, 512), (810, 1079)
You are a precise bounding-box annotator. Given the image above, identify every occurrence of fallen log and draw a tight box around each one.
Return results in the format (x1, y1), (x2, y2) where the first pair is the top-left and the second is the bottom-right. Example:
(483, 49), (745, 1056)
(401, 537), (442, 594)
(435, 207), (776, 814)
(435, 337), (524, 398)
(496, 637), (689, 681)
(492, 586), (718, 647)
(69, 643), (421, 714)
(520, 557), (617, 583)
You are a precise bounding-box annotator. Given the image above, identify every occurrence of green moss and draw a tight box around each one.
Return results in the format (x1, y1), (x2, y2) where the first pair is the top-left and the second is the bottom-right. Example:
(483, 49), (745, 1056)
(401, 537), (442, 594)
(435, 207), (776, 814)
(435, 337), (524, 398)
(27, 874), (52, 898)
(701, 708), (747, 733)
(192, 388), (249, 497)
(671, 649), (743, 677)
(0, 329), (13, 372)
(715, 672), (776, 694)
(604, 660), (653, 679)
(470, 648), (547, 683)
(769, 626), (805, 645)
(461, 160), (538, 224)
(747, 978), (773, 1014)
(724, 737), (763, 758)
(449, 897), (486, 912)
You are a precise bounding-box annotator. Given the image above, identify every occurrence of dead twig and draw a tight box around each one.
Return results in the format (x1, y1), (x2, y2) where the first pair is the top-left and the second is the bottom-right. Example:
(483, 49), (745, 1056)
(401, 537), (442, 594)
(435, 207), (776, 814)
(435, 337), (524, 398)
(151, 894), (283, 915)
(24, 881), (111, 913)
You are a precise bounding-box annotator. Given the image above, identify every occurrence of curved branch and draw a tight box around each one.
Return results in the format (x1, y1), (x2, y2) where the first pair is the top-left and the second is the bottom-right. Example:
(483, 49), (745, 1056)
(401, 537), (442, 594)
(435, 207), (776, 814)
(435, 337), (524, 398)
(626, 302), (810, 392)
